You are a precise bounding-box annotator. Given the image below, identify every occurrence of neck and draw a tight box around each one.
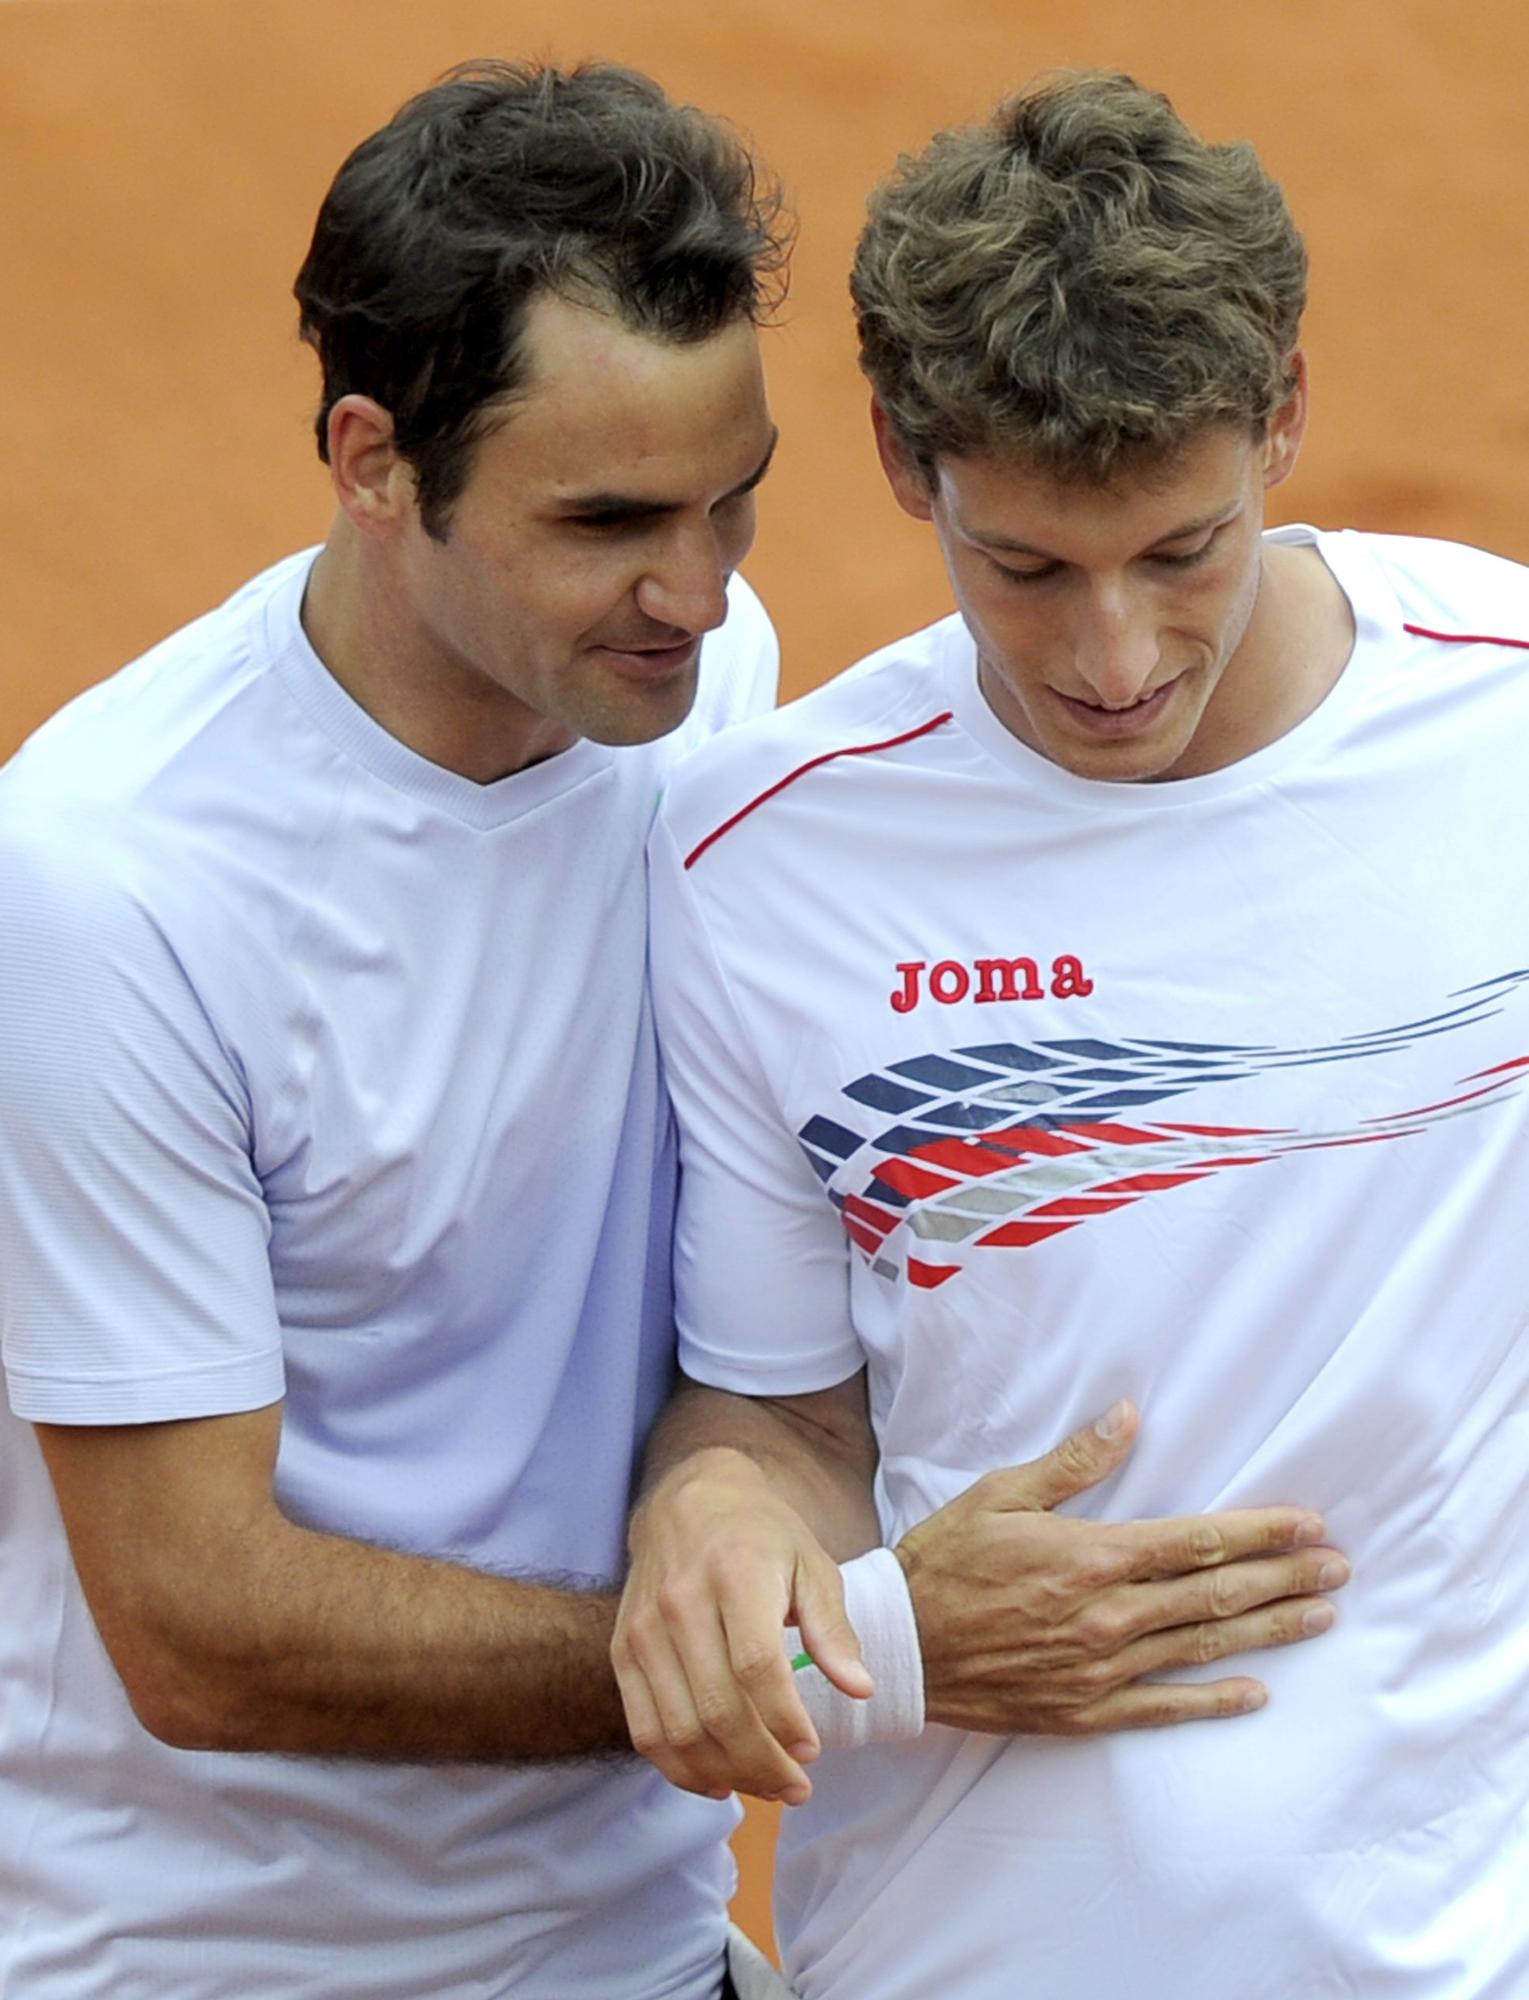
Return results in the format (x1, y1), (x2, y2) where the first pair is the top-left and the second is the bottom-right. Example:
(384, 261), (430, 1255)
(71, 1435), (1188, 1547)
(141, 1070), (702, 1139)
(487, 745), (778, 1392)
(1173, 538), (1356, 778)
(300, 519), (574, 783)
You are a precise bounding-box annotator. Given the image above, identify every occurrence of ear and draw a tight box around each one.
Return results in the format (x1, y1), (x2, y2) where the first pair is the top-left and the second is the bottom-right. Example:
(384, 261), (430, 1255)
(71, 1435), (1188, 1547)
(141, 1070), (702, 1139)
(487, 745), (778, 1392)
(1262, 351), (1309, 493)
(871, 397), (936, 522)
(325, 395), (417, 539)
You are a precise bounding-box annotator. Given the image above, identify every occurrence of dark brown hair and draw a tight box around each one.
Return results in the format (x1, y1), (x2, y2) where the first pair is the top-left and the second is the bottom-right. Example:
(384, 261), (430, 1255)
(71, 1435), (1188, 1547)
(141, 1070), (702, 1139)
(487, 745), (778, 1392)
(295, 59), (789, 534)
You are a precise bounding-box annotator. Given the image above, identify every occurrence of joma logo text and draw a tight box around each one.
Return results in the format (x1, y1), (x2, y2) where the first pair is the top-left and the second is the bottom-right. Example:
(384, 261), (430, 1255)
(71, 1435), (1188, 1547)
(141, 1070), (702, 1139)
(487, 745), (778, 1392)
(891, 955), (1094, 1013)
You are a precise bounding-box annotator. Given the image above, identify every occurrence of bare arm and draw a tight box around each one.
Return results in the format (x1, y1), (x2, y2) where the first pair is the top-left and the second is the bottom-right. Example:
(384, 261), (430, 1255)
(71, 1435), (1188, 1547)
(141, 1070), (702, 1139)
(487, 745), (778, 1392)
(615, 1385), (1350, 1806)
(635, 1370), (882, 1563)
(37, 1403), (627, 1760)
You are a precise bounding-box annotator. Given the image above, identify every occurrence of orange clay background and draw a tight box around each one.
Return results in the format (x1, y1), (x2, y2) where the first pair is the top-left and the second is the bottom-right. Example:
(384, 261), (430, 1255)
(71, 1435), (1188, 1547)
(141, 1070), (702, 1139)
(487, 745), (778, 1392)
(4, 0), (1528, 1963)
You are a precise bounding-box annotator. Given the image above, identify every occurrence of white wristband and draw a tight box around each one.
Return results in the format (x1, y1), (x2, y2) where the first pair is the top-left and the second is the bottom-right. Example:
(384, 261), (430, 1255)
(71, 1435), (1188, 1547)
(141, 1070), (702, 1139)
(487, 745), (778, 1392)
(784, 1546), (925, 1748)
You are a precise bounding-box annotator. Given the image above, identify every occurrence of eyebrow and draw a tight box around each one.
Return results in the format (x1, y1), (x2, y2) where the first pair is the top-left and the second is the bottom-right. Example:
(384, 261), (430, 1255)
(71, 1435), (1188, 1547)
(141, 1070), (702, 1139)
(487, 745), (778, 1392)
(964, 498), (1238, 560)
(562, 429), (780, 522)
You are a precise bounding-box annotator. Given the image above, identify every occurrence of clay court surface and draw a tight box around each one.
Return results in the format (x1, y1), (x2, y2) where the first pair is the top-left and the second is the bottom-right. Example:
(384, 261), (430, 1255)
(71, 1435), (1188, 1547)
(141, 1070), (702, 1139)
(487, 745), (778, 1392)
(4, 0), (1527, 1961)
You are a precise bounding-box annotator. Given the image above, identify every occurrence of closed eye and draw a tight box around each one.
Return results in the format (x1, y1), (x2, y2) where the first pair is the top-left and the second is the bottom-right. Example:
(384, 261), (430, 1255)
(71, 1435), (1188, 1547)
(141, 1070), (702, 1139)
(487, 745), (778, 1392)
(560, 436), (775, 537)
(986, 555), (1060, 586)
(1149, 531), (1220, 568)
(567, 508), (665, 533)
(982, 520), (1227, 585)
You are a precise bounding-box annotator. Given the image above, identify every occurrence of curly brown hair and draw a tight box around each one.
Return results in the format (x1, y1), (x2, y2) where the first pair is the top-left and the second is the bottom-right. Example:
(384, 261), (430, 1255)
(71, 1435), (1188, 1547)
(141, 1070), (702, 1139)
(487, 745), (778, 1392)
(851, 71), (1307, 483)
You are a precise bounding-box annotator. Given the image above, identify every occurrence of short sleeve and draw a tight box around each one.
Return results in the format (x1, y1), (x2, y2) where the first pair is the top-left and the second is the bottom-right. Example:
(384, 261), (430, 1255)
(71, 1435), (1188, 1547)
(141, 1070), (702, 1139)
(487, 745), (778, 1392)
(647, 812), (862, 1392)
(0, 821), (285, 1422)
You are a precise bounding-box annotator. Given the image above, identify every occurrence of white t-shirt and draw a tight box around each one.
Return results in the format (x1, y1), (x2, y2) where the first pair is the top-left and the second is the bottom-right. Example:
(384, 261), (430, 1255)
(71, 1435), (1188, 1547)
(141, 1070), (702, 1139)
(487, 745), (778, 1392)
(0, 548), (777, 1998)
(650, 527), (1529, 2000)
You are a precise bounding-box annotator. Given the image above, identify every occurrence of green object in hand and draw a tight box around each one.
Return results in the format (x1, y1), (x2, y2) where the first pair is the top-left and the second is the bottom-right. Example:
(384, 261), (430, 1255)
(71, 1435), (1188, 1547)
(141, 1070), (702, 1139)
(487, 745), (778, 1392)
(790, 1651), (814, 1672)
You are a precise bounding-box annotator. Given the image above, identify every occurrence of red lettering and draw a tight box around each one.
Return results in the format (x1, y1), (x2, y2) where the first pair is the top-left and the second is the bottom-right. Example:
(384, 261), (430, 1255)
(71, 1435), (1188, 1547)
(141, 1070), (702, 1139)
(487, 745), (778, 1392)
(890, 952), (1094, 1009)
(974, 956), (1044, 1003)
(891, 961), (925, 1013)
(1050, 955), (1094, 998)
(929, 960), (971, 1004)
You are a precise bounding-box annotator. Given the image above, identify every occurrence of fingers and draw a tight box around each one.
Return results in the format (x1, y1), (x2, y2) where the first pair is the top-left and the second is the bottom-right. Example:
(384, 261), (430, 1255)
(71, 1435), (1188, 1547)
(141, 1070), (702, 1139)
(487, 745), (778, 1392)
(614, 1648), (733, 1803)
(1011, 1551), (1345, 1729)
(990, 1400), (1140, 1514)
(615, 1600), (815, 1806)
(1056, 1576), (1344, 1704)
(793, 1553), (874, 1702)
(613, 1534), (860, 1806)
(1110, 1504), (1332, 1583)
(1118, 1591), (1337, 1684)
(1148, 1543), (1349, 1625)
(1040, 1579), (1345, 1735)
(717, 1588), (825, 1768)
(1050, 1674), (1271, 1735)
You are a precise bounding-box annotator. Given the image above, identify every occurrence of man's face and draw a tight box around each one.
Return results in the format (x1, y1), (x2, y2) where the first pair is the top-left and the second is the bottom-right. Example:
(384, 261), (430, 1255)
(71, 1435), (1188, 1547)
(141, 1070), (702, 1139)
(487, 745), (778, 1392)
(393, 292), (776, 775)
(877, 393), (1305, 782)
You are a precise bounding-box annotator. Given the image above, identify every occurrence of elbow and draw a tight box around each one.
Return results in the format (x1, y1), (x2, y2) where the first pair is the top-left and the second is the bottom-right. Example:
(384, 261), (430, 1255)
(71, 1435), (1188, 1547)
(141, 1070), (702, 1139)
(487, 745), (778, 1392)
(131, 1680), (248, 1744)
(111, 1642), (261, 1753)
(73, 1566), (278, 1752)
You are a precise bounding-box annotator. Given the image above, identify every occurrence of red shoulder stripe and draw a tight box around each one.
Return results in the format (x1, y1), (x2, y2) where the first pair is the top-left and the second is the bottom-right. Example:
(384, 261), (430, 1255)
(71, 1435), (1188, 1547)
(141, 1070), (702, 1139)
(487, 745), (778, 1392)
(683, 711), (955, 870)
(1403, 622), (1529, 651)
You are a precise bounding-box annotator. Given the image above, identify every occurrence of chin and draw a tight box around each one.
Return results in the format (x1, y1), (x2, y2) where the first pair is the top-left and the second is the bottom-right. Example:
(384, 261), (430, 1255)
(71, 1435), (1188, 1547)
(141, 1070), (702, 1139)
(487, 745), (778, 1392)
(582, 679), (701, 748)
(1047, 732), (1191, 785)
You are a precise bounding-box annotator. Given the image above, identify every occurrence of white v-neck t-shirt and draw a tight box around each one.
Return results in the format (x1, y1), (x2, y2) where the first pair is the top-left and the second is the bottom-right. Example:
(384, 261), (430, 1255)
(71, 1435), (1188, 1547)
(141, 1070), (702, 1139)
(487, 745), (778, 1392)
(0, 549), (777, 1998)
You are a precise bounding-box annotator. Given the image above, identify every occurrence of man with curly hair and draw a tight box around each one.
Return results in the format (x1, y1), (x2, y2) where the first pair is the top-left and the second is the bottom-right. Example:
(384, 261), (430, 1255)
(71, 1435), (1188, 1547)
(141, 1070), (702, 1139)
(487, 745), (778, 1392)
(619, 71), (1528, 1998)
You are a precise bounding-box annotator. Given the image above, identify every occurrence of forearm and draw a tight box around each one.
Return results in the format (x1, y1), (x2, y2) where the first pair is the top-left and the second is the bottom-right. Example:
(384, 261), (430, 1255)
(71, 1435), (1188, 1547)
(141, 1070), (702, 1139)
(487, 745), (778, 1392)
(37, 1411), (629, 1764)
(142, 1517), (627, 1760)
(635, 1375), (880, 1563)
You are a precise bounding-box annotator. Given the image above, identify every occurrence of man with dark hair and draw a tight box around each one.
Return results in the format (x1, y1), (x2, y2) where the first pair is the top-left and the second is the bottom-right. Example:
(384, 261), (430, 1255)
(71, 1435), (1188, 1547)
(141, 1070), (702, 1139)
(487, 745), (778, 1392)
(0, 59), (784, 1999)
(617, 71), (1529, 1998)
(293, 62), (784, 541)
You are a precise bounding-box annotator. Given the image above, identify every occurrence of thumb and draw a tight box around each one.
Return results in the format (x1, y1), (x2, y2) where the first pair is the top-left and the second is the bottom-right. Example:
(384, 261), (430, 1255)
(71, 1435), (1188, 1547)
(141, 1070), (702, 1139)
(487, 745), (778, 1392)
(794, 1554), (875, 1701)
(997, 1399), (1139, 1514)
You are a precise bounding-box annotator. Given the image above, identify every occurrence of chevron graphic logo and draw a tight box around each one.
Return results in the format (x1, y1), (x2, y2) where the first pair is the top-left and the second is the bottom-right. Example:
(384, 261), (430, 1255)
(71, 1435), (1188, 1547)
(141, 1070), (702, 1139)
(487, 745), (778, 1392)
(796, 970), (1529, 1288)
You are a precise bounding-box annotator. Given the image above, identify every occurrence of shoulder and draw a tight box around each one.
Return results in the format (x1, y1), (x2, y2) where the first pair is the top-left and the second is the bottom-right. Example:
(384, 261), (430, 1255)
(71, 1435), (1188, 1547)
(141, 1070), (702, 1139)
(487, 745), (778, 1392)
(657, 615), (964, 873)
(0, 793), (235, 1104)
(1333, 530), (1529, 644)
(1, 551), (314, 821)
(0, 552), (327, 981)
(0, 769), (241, 1022)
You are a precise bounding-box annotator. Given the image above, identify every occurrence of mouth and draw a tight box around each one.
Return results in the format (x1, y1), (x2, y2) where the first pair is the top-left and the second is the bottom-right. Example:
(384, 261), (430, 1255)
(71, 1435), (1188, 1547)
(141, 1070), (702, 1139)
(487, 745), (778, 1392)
(593, 637), (701, 682)
(1051, 678), (1178, 739)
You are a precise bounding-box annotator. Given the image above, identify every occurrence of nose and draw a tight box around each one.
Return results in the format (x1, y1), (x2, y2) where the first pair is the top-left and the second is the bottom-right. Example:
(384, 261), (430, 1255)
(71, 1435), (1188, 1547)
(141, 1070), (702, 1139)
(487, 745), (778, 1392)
(1071, 580), (1161, 706)
(635, 526), (733, 638)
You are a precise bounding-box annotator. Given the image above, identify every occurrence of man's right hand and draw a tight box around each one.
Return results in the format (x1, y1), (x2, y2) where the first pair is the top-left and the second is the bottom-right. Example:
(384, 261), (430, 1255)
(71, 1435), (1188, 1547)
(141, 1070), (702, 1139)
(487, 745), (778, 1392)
(616, 1441), (872, 1807)
(616, 1392), (1350, 1806)
(899, 1400), (1349, 1737)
